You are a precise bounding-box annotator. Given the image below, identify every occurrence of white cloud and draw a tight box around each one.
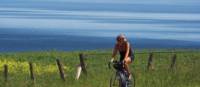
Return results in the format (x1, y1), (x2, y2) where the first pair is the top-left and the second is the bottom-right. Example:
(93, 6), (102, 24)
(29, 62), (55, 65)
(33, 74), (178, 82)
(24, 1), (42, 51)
(1, 7), (200, 21)
(0, 8), (200, 31)
(0, 7), (200, 42)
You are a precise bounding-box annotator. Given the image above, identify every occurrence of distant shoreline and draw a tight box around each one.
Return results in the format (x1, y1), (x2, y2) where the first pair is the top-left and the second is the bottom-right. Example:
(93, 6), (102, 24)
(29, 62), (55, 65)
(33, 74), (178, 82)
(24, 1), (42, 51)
(1, 48), (200, 54)
(1, 34), (200, 52)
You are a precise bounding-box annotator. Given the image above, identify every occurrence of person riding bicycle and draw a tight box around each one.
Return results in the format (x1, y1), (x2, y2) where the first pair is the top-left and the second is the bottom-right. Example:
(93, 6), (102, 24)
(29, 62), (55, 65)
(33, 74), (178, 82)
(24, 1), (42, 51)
(111, 34), (134, 80)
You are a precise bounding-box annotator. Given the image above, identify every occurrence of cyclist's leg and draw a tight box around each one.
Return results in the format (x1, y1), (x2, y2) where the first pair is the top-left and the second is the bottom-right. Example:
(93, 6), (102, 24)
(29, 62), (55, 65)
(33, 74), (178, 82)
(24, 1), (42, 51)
(124, 57), (132, 79)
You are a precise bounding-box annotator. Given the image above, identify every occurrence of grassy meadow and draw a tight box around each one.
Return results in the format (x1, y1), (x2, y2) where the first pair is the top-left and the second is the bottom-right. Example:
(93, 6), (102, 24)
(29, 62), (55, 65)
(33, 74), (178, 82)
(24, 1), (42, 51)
(0, 49), (199, 87)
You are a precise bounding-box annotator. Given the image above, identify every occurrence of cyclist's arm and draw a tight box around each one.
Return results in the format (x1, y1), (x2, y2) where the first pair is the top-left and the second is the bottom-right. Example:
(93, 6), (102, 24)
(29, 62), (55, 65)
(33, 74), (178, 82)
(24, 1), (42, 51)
(124, 42), (130, 60)
(112, 44), (118, 60)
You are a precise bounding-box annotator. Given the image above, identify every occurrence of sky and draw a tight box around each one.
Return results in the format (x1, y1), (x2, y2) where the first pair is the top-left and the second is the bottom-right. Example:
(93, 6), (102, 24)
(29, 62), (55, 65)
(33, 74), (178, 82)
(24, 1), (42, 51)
(1, 0), (200, 4)
(0, 0), (200, 42)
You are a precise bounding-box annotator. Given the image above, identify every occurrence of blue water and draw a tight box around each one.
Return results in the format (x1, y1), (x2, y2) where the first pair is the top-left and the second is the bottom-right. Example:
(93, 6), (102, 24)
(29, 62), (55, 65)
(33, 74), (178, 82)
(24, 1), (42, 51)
(0, 0), (200, 52)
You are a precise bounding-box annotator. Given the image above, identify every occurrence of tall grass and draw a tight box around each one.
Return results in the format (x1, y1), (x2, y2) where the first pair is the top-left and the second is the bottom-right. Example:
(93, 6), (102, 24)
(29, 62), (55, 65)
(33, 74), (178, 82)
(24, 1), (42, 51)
(0, 50), (199, 87)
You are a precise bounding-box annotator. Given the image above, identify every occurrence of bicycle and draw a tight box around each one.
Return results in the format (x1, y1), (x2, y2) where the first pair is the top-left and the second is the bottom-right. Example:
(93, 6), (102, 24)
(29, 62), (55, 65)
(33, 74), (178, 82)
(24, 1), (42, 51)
(108, 61), (135, 87)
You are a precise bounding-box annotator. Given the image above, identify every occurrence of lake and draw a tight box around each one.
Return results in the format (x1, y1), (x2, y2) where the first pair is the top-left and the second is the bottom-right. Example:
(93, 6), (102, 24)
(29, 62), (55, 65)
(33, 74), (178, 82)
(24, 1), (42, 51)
(0, 1), (200, 52)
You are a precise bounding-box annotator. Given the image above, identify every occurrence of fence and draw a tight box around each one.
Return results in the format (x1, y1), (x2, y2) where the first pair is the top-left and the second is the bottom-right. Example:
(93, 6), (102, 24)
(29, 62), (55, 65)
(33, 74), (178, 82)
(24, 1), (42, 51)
(1, 50), (199, 82)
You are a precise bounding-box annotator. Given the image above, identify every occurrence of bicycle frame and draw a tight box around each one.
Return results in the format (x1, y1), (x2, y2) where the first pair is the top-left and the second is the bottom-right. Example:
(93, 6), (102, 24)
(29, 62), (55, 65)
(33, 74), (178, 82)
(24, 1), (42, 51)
(109, 61), (129, 87)
(109, 61), (135, 87)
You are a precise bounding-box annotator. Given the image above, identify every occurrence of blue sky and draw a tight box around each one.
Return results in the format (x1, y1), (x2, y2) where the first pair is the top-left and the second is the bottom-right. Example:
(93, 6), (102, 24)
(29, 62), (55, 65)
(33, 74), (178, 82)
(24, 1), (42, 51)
(1, 0), (200, 4)
(0, 0), (200, 42)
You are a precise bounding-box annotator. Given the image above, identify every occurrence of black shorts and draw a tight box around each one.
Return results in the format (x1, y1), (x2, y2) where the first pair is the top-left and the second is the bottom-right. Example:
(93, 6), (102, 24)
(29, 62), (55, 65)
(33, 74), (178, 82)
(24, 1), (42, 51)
(120, 54), (134, 62)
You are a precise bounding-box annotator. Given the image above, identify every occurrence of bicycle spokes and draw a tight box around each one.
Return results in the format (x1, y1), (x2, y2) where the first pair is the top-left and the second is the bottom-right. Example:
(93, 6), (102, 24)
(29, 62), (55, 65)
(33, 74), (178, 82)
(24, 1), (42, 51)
(110, 74), (122, 87)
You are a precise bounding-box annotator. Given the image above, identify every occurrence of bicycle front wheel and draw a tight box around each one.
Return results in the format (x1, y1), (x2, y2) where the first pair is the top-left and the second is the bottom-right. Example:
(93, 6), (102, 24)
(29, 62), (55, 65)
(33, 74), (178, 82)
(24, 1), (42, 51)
(110, 72), (123, 87)
(127, 73), (136, 87)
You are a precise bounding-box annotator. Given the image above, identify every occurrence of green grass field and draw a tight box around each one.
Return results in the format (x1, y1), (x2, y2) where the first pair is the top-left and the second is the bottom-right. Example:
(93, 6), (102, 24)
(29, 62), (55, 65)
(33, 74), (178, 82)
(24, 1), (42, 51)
(0, 49), (199, 87)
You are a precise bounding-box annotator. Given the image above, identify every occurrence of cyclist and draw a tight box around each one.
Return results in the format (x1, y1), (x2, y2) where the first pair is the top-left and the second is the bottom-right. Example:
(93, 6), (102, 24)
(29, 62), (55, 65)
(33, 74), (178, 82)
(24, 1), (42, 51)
(111, 34), (134, 80)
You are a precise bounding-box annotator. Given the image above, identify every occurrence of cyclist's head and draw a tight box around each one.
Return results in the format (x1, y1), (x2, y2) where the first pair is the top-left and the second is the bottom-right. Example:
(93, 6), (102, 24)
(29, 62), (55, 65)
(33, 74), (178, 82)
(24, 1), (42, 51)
(116, 34), (127, 43)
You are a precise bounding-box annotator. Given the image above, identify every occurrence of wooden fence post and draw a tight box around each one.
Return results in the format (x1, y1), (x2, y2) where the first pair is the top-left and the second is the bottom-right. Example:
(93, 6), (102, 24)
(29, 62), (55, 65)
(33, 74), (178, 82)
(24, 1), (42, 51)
(4, 64), (8, 82)
(56, 59), (65, 81)
(79, 53), (87, 75)
(76, 53), (87, 80)
(170, 54), (177, 70)
(147, 53), (154, 70)
(29, 62), (35, 81)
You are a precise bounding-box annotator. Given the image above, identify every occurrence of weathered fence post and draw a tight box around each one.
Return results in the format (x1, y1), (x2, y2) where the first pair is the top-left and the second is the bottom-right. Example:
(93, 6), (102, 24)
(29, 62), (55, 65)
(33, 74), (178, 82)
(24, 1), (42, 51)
(147, 53), (154, 70)
(4, 64), (8, 82)
(76, 53), (87, 80)
(56, 59), (65, 81)
(170, 54), (177, 70)
(79, 53), (87, 75)
(29, 62), (35, 81)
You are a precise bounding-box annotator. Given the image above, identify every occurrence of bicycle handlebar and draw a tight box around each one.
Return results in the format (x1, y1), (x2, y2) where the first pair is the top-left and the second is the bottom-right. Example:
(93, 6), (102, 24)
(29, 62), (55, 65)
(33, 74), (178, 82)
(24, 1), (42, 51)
(108, 60), (125, 70)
